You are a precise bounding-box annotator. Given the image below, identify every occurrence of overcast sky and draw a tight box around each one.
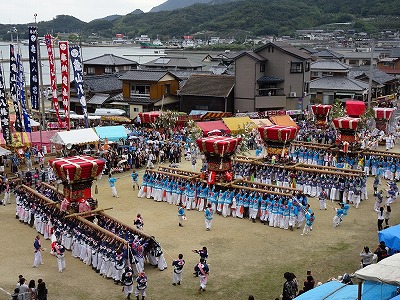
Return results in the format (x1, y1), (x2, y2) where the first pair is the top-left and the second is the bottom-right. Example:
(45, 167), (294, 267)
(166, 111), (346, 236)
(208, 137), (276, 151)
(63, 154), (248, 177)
(0, 0), (166, 24)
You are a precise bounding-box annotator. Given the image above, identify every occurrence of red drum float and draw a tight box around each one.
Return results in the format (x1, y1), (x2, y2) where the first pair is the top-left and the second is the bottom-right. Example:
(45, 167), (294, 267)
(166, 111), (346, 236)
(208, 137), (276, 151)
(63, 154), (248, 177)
(49, 156), (105, 208)
(332, 117), (360, 143)
(258, 125), (298, 157)
(311, 104), (332, 128)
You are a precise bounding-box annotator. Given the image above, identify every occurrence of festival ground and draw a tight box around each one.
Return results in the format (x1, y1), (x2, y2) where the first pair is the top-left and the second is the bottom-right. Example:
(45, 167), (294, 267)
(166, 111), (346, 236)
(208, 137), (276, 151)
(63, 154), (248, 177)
(0, 148), (399, 300)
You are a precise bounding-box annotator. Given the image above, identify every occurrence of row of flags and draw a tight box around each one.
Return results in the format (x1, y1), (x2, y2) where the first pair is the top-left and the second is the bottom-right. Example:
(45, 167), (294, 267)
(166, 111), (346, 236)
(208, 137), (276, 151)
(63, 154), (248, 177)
(0, 26), (89, 147)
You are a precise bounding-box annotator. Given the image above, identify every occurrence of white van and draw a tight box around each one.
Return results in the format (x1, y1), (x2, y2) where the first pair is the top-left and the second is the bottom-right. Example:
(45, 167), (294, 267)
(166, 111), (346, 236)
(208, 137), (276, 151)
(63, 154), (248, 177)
(93, 108), (127, 116)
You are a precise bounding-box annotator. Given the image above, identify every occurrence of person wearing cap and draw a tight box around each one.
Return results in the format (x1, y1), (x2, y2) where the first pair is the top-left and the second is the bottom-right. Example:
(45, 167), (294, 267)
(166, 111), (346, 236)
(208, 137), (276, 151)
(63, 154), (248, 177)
(282, 272), (298, 300)
(134, 272), (147, 300)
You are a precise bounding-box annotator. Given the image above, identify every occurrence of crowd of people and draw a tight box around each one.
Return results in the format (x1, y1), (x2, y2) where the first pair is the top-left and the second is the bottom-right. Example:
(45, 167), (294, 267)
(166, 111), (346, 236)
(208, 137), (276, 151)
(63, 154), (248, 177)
(138, 169), (319, 233)
(232, 161), (368, 206)
(4, 112), (400, 299)
(12, 276), (47, 300)
(12, 183), (171, 298)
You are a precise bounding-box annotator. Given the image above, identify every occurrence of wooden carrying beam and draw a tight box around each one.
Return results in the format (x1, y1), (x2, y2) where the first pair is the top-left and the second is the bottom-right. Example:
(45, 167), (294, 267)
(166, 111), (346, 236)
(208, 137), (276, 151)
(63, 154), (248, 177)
(98, 211), (153, 240)
(297, 163), (364, 174)
(148, 169), (197, 180)
(230, 184), (292, 197)
(291, 141), (332, 149)
(233, 158), (363, 177)
(364, 150), (400, 158)
(158, 166), (201, 176)
(19, 185), (128, 245)
(65, 207), (113, 218)
(233, 158), (295, 170)
(240, 179), (301, 192)
(76, 216), (127, 244)
(294, 166), (361, 177)
(40, 182), (153, 240)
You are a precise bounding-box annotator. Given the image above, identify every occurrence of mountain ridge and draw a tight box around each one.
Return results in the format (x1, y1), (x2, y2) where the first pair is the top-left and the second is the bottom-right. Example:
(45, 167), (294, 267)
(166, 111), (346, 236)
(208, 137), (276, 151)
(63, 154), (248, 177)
(0, 0), (399, 41)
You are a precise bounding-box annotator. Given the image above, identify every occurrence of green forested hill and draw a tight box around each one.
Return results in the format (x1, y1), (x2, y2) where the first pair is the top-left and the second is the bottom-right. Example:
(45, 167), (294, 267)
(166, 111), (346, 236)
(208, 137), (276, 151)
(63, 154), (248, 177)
(2, 0), (400, 41)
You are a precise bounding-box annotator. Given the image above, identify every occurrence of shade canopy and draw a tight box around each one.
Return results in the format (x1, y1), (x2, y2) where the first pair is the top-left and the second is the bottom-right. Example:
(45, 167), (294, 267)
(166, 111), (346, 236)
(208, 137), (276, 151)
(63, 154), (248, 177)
(250, 119), (274, 126)
(355, 253), (400, 286)
(222, 116), (254, 134)
(0, 132), (30, 148)
(95, 126), (129, 142)
(50, 128), (100, 146)
(374, 107), (396, 120)
(258, 125), (298, 142)
(196, 121), (231, 136)
(30, 130), (60, 147)
(346, 100), (366, 117)
(0, 146), (11, 156)
(196, 136), (241, 156)
(269, 114), (299, 128)
(295, 280), (397, 300)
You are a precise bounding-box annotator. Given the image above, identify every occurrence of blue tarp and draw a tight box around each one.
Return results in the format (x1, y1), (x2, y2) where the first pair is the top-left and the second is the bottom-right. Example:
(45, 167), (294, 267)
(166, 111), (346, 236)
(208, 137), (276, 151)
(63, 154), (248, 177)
(295, 280), (397, 300)
(295, 281), (349, 300)
(95, 126), (128, 142)
(379, 225), (400, 252)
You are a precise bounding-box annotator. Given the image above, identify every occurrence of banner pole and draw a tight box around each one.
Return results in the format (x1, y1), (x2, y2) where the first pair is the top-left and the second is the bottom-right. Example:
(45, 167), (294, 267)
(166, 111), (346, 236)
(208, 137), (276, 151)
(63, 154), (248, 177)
(35, 14), (45, 149)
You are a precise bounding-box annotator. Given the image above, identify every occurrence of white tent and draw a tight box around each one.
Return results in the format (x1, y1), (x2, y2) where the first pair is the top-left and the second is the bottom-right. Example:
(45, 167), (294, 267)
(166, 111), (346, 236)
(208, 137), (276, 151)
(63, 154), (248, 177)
(50, 128), (100, 146)
(355, 253), (400, 286)
(0, 146), (11, 156)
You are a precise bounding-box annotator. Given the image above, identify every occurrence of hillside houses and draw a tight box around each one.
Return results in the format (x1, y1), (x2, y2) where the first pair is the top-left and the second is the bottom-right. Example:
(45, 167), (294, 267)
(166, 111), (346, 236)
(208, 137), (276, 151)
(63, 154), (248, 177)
(76, 41), (399, 118)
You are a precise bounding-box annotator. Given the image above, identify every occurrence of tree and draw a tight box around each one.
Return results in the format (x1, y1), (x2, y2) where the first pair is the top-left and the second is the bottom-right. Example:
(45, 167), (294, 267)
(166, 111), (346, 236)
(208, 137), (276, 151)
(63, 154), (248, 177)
(329, 100), (346, 119)
(358, 107), (375, 131)
(232, 122), (254, 156)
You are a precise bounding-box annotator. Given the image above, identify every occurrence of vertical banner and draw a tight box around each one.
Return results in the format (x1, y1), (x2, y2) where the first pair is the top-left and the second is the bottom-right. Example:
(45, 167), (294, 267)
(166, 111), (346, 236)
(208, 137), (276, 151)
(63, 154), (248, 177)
(69, 45), (88, 128)
(28, 26), (39, 110)
(0, 65), (11, 145)
(10, 44), (23, 132)
(45, 34), (62, 129)
(16, 53), (31, 132)
(59, 41), (70, 130)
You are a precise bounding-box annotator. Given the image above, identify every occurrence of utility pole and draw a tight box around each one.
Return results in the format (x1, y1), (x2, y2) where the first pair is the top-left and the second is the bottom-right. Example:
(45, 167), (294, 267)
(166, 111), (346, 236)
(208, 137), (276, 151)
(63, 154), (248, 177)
(367, 38), (374, 109)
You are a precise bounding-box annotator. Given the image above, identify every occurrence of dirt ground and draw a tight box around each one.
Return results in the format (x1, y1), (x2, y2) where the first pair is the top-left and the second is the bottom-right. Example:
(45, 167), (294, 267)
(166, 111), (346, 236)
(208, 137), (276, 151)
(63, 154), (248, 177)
(0, 148), (398, 300)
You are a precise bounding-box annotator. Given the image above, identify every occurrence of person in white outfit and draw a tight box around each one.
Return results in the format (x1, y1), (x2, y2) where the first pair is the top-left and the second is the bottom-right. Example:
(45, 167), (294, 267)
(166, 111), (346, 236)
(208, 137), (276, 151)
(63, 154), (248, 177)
(55, 242), (66, 272)
(33, 235), (44, 268)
